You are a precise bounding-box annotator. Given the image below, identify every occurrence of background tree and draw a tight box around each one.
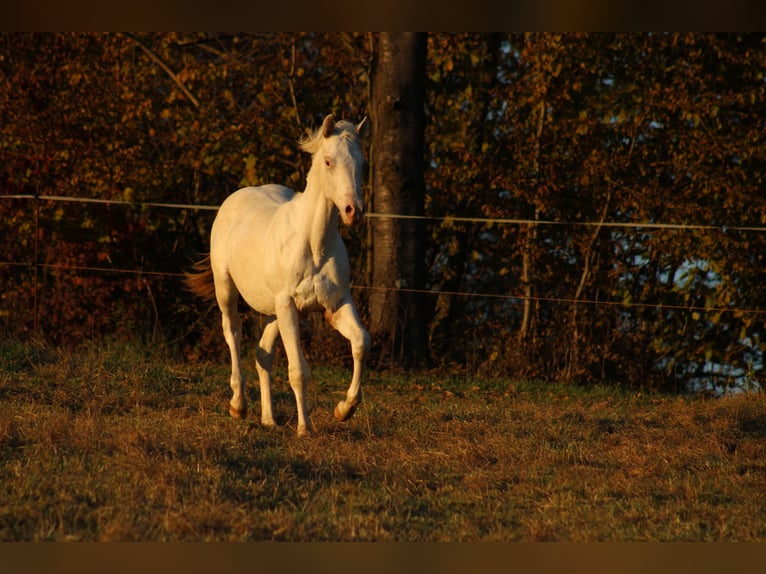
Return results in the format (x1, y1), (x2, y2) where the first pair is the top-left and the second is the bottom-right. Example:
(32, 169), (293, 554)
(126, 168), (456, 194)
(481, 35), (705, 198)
(368, 32), (428, 367)
(1, 33), (764, 392)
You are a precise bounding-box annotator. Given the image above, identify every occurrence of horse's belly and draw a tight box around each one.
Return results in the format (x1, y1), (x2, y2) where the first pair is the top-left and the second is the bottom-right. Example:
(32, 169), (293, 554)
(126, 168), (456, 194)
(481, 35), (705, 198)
(237, 282), (277, 315)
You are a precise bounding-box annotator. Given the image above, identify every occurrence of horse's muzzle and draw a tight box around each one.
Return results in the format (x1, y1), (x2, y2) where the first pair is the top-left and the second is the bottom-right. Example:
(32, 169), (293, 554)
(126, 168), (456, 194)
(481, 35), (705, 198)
(343, 203), (364, 225)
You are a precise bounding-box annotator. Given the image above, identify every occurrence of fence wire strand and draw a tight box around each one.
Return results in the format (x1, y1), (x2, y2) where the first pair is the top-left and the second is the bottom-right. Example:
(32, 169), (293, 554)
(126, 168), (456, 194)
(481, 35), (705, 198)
(4, 194), (766, 232)
(2, 193), (765, 321)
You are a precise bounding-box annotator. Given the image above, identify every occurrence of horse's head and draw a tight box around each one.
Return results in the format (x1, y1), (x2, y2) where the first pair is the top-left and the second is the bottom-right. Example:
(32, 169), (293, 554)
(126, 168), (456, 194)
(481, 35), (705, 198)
(303, 114), (368, 226)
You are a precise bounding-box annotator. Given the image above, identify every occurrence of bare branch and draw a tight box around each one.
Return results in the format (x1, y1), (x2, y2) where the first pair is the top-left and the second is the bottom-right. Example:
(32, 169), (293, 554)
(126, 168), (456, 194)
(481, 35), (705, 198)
(122, 32), (201, 110)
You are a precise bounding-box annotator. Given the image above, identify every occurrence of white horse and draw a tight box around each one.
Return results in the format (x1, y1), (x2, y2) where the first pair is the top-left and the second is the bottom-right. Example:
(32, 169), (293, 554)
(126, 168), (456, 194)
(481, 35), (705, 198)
(186, 114), (370, 436)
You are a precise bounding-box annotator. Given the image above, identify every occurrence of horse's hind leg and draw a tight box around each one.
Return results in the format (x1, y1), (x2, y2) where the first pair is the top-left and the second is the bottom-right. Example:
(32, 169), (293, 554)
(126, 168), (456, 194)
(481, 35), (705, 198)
(215, 274), (247, 419)
(255, 317), (279, 428)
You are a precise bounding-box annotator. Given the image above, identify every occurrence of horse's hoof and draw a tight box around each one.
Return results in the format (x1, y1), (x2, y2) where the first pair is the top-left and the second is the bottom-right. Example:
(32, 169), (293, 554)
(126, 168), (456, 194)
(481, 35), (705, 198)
(334, 401), (357, 422)
(297, 423), (314, 438)
(229, 404), (247, 419)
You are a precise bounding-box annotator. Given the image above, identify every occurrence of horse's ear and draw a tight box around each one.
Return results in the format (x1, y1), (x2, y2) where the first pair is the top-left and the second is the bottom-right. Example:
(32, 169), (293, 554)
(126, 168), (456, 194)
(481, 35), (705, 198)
(356, 116), (369, 138)
(321, 114), (335, 138)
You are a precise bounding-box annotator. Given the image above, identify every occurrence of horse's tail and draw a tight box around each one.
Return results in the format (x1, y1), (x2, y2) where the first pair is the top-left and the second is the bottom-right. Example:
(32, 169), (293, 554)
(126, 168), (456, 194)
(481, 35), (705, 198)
(185, 255), (217, 301)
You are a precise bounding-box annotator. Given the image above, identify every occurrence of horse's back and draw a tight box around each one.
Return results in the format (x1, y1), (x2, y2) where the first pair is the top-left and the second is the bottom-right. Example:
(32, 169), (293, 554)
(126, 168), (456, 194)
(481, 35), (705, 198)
(219, 185), (294, 218)
(212, 185), (293, 244)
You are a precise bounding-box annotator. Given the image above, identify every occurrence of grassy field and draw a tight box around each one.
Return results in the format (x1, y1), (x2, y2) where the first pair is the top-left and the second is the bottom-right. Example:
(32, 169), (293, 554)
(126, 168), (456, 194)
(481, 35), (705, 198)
(0, 340), (764, 541)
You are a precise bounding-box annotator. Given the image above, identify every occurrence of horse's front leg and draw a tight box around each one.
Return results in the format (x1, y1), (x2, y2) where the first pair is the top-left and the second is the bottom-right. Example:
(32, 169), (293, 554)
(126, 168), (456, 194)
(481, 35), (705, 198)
(326, 301), (370, 422)
(255, 317), (280, 428)
(275, 295), (314, 437)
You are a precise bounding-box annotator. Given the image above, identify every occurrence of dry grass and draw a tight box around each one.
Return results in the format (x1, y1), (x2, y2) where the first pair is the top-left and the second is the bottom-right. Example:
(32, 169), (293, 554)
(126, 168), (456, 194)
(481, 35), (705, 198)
(0, 340), (764, 541)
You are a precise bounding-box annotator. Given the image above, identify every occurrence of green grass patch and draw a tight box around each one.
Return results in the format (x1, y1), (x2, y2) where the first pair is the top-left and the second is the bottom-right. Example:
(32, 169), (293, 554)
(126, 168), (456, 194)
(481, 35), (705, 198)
(0, 340), (764, 541)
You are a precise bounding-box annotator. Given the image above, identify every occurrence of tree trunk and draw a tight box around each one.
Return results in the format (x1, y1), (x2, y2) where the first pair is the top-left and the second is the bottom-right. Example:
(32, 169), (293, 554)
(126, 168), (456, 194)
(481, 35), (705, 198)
(368, 32), (427, 367)
(519, 98), (546, 343)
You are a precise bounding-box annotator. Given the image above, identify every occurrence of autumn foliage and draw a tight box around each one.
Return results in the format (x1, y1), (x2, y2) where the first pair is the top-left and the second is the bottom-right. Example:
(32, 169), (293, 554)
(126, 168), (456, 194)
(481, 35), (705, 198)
(1, 33), (765, 392)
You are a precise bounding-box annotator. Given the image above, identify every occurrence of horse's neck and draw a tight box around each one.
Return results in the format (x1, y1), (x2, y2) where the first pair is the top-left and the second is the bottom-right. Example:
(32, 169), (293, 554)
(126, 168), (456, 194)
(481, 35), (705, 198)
(301, 177), (338, 267)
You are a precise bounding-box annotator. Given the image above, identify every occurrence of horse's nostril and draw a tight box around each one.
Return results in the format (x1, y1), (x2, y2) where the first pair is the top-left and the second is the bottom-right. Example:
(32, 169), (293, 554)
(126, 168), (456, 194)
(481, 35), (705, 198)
(345, 205), (354, 216)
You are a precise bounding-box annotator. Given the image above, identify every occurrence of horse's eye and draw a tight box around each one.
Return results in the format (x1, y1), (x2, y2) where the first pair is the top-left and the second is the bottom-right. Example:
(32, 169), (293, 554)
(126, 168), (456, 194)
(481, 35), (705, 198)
(324, 158), (333, 168)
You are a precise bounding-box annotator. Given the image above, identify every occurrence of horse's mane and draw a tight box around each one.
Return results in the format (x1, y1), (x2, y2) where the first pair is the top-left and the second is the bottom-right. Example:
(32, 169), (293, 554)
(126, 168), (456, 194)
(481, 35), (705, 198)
(298, 120), (361, 154)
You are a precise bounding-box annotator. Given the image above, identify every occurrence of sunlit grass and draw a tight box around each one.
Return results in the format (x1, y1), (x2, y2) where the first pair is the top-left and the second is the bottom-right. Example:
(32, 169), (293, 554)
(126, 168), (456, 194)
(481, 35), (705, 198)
(0, 340), (764, 541)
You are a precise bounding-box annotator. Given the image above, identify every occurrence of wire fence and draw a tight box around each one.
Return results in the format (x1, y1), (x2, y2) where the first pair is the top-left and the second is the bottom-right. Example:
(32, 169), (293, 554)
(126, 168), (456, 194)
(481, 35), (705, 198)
(2, 193), (766, 340)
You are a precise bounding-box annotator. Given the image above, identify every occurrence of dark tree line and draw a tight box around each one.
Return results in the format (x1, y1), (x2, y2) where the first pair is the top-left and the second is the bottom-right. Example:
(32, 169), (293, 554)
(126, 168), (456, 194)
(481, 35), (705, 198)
(1, 33), (764, 392)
